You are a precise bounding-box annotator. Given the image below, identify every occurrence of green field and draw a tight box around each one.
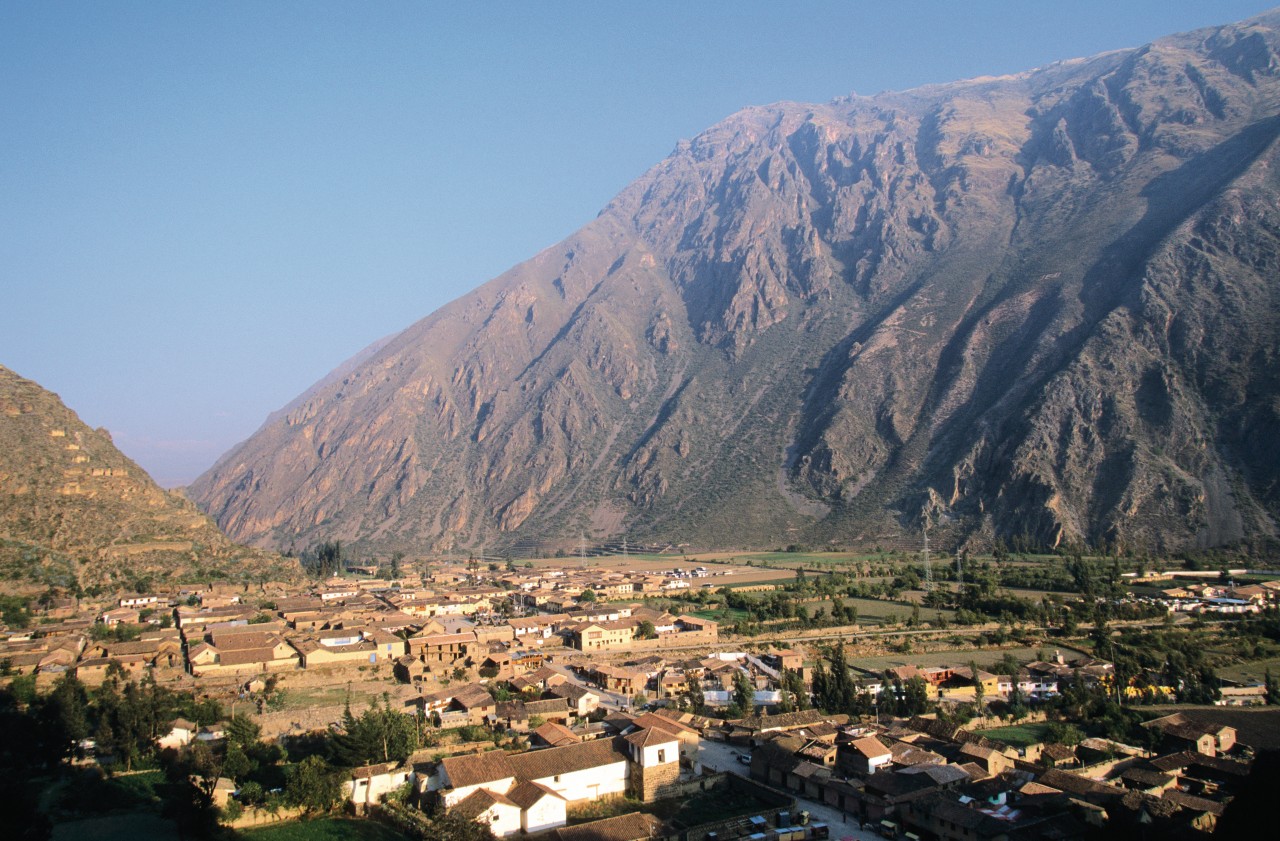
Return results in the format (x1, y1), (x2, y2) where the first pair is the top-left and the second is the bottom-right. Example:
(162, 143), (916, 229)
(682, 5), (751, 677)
(975, 722), (1054, 747)
(240, 817), (411, 841)
(731, 551), (882, 565)
(1216, 655), (1280, 685)
(690, 607), (750, 623)
(101, 769), (167, 805)
(820, 596), (954, 624)
(52, 813), (180, 841)
(53, 768), (168, 817)
(848, 645), (1086, 673)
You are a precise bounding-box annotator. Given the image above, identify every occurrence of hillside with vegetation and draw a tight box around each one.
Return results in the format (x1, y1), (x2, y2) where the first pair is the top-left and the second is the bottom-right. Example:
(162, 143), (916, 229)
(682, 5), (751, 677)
(0, 365), (295, 592)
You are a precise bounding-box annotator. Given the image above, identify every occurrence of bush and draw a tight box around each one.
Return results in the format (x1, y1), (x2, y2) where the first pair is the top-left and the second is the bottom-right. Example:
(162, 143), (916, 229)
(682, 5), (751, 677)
(1045, 721), (1084, 745)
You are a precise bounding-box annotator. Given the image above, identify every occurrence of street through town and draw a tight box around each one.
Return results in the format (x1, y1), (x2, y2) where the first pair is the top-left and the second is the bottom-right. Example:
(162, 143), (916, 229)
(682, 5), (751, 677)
(696, 740), (880, 841)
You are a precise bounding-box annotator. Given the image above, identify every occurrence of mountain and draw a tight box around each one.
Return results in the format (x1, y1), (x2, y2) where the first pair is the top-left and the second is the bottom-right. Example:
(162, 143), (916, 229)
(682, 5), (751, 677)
(192, 11), (1280, 557)
(0, 365), (293, 591)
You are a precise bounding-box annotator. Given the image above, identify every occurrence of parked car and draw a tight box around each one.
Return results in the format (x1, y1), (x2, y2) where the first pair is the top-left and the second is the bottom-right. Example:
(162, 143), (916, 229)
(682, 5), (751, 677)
(738, 753), (752, 765)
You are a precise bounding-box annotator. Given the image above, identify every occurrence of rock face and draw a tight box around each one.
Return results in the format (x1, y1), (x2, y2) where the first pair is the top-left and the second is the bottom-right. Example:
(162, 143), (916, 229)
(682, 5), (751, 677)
(0, 365), (290, 589)
(192, 12), (1280, 555)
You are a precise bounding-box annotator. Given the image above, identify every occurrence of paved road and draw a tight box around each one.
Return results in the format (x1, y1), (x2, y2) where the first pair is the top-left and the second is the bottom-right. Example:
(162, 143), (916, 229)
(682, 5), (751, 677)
(696, 739), (880, 841)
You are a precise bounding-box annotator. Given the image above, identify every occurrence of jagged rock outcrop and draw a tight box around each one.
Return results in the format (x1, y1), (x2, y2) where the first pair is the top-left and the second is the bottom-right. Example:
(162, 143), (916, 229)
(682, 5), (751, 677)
(0, 365), (292, 589)
(192, 11), (1280, 555)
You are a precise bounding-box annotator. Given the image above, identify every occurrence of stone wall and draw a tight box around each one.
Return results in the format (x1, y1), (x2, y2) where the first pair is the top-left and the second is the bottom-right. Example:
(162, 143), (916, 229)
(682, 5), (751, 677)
(672, 772), (796, 841)
(257, 703), (348, 738)
(225, 805), (305, 829)
(634, 758), (681, 802)
(626, 628), (720, 651)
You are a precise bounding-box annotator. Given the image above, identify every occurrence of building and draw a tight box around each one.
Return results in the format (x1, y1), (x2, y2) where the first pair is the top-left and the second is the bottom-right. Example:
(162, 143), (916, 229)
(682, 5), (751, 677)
(439, 729), (680, 837)
(843, 736), (894, 776)
(344, 761), (413, 813)
(569, 622), (635, 652)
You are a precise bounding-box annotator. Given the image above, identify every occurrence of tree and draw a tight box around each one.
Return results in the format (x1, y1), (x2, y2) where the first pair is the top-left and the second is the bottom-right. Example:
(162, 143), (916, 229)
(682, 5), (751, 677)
(0, 595), (31, 629)
(818, 643), (857, 714)
(426, 805), (499, 841)
(683, 673), (705, 714)
(993, 652), (1022, 677)
(971, 661), (985, 706)
(222, 741), (253, 782)
(39, 674), (90, 762)
(1045, 722), (1084, 745)
(1267, 669), (1280, 706)
(578, 589), (597, 603)
(226, 713), (261, 750)
(780, 669), (809, 711)
(302, 540), (344, 577)
(238, 780), (266, 807)
(732, 669), (754, 716)
(903, 676), (931, 716)
(636, 620), (657, 640)
(221, 798), (244, 822)
(331, 699), (420, 768)
(287, 754), (341, 814)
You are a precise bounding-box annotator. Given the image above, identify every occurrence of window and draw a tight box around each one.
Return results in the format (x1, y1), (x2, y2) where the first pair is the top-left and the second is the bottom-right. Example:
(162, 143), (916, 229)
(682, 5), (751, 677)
(658, 750), (666, 763)
(554, 775), (561, 782)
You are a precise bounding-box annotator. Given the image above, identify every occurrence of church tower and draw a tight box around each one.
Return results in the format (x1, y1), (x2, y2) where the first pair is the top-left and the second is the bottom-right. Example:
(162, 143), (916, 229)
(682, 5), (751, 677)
(623, 727), (681, 802)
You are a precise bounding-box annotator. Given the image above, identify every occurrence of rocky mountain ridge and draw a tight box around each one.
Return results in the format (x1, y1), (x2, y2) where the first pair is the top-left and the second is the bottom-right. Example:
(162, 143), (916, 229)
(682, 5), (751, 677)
(192, 11), (1280, 556)
(0, 365), (292, 590)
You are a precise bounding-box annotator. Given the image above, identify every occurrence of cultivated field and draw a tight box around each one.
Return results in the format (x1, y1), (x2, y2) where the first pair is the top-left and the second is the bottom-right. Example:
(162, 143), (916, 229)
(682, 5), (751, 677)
(846, 645), (1088, 673)
(974, 722), (1054, 747)
(1215, 656), (1280, 685)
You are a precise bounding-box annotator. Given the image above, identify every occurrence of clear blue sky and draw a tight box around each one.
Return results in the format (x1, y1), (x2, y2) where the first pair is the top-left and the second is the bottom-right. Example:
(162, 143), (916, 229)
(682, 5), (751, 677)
(2, 2), (1273, 487)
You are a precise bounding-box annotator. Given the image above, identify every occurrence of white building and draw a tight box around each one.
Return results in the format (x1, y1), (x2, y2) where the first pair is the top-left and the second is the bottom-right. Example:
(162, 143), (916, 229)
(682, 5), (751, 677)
(439, 729), (678, 838)
(343, 761), (413, 813)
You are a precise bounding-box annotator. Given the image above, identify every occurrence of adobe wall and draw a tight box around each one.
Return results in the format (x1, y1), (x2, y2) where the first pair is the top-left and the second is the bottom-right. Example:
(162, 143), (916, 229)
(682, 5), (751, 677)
(626, 628), (720, 651)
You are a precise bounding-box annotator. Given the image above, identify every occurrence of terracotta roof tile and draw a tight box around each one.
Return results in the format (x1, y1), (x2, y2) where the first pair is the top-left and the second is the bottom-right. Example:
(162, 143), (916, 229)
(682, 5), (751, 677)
(441, 751), (516, 788)
(508, 738), (627, 781)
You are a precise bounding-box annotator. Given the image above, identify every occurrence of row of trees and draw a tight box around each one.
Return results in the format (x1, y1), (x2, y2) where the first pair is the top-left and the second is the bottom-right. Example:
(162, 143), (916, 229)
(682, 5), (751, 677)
(809, 643), (932, 719)
(298, 540), (345, 577)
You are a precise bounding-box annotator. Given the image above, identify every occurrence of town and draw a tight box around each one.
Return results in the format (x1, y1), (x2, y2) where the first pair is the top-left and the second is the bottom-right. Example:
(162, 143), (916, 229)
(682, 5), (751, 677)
(2, 550), (1278, 840)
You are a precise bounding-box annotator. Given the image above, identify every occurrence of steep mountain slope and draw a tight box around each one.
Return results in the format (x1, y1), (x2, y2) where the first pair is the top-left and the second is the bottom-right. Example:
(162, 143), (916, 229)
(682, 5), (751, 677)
(192, 11), (1280, 555)
(0, 366), (293, 591)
